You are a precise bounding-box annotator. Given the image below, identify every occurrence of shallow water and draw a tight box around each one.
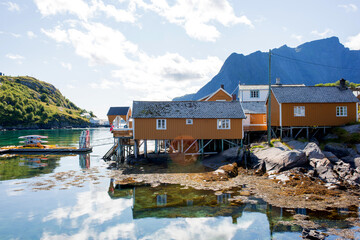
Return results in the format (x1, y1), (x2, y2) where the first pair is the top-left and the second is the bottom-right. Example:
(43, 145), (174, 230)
(0, 128), (359, 239)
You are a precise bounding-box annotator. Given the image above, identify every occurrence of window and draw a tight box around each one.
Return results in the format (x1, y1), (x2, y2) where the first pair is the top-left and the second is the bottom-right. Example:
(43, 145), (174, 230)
(217, 119), (230, 129)
(156, 119), (166, 130)
(294, 106), (305, 117)
(336, 106), (347, 117)
(250, 90), (259, 98)
(186, 119), (193, 125)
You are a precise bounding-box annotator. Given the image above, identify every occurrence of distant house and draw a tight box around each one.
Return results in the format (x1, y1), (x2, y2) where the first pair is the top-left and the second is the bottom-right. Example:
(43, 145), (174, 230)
(267, 82), (359, 130)
(132, 101), (245, 154)
(107, 106), (132, 128)
(241, 101), (267, 131)
(198, 85), (233, 102)
(238, 80), (305, 132)
(90, 117), (100, 125)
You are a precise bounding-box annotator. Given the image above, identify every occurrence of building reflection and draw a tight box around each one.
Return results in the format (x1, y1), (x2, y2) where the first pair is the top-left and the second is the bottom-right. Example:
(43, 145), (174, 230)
(108, 179), (358, 235)
(79, 154), (90, 169)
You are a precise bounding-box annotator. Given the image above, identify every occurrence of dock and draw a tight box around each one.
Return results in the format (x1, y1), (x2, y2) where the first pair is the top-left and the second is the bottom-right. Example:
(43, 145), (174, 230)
(0, 147), (92, 154)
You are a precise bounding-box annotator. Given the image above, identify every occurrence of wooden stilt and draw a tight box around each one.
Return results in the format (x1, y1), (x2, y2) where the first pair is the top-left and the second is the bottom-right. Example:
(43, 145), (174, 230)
(144, 140), (147, 158)
(181, 139), (184, 153)
(134, 140), (138, 159)
(306, 127), (309, 140)
(201, 139), (204, 154)
(155, 140), (158, 154)
(221, 139), (224, 152)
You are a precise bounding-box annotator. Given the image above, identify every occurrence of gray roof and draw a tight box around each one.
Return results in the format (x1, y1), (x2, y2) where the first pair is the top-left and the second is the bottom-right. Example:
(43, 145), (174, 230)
(272, 86), (360, 103)
(241, 101), (266, 114)
(132, 101), (245, 119)
(107, 107), (130, 116)
(239, 84), (305, 90)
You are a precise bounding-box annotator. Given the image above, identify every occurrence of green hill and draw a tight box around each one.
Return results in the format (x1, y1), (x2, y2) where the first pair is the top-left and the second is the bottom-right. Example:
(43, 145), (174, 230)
(0, 76), (90, 129)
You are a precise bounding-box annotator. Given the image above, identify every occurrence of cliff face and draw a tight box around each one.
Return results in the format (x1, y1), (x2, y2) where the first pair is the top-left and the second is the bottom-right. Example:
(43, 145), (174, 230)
(175, 37), (360, 101)
(0, 76), (89, 128)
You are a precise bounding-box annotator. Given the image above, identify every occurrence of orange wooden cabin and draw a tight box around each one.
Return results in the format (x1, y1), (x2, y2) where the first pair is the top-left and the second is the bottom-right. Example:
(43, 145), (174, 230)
(198, 85), (233, 102)
(267, 84), (359, 128)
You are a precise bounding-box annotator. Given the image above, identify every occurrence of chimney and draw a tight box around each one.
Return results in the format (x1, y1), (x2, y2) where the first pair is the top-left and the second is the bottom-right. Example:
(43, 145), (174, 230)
(232, 94), (237, 101)
(339, 78), (347, 90)
(275, 78), (281, 85)
(220, 84), (224, 89)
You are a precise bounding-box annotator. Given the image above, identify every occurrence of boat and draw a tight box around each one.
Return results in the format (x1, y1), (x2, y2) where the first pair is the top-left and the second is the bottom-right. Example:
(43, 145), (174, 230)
(0, 130), (92, 154)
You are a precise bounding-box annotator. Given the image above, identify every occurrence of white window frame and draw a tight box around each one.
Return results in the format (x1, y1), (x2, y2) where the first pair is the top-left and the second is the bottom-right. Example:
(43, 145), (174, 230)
(336, 106), (347, 117)
(250, 90), (259, 98)
(156, 119), (166, 130)
(294, 106), (305, 117)
(217, 119), (231, 129)
(186, 119), (193, 125)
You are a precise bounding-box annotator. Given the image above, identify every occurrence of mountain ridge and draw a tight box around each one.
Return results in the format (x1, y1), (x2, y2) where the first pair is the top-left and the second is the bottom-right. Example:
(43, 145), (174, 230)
(174, 37), (360, 101)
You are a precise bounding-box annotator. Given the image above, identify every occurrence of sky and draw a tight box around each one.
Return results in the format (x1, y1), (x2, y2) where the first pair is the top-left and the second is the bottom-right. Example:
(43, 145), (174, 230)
(1, 0), (360, 118)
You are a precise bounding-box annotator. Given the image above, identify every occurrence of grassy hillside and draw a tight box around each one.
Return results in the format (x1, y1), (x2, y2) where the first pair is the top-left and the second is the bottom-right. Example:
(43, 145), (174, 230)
(0, 76), (90, 128)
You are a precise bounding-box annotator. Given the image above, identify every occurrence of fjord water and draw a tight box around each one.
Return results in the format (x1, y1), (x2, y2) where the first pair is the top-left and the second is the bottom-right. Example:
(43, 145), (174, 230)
(0, 128), (358, 239)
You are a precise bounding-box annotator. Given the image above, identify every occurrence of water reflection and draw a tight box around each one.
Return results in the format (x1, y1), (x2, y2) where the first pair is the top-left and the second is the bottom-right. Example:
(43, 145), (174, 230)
(109, 181), (359, 236)
(79, 154), (90, 169)
(0, 155), (60, 180)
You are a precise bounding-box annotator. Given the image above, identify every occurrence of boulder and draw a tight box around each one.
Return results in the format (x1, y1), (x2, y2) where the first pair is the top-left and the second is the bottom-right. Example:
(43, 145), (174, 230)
(341, 124), (360, 134)
(286, 140), (306, 150)
(333, 161), (352, 178)
(304, 142), (325, 160)
(356, 144), (360, 154)
(324, 143), (349, 158)
(218, 162), (238, 178)
(221, 147), (240, 160)
(310, 158), (338, 184)
(323, 151), (340, 164)
(252, 147), (307, 173)
(341, 156), (360, 169)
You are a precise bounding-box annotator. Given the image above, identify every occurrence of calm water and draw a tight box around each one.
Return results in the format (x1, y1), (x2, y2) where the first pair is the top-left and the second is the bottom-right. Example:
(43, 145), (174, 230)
(0, 128), (359, 240)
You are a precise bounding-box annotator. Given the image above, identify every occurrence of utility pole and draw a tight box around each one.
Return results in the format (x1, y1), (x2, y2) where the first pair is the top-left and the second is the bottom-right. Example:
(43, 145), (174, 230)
(267, 49), (272, 145)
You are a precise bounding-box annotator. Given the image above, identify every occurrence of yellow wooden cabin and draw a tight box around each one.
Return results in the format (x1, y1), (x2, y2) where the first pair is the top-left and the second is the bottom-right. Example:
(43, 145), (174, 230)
(198, 85), (233, 102)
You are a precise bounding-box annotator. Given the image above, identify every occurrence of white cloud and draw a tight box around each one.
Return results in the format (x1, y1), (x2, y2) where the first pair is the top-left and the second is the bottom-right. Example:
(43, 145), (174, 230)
(27, 31), (37, 39)
(311, 28), (334, 38)
(90, 79), (120, 89)
(67, 84), (75, 89)
(6, 53), (24, 60)
(3, 2), (20, 12)
(34, 0), (136, 23)
(136, 0), (253, 42)
(291, 34), (303, 42)
(338, 3), (357, 12)
(61, 62), (72, 70)
(345, 32), (360, 50)
(6, 53), (24, 64)
(11, 33), (21, 38)
(42, 22), (222, 98)
(41, 26), (70, 43)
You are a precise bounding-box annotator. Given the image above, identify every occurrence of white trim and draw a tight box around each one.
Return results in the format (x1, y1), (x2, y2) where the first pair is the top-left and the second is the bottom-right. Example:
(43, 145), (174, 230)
(294, 106), (305, 117)
(357, 103), (359, 122)
(248, 124), (267, 126)
(279, 103), (282, 127)
(217, 119), (231, 129)
(242, 118), (244, 139)
(250, 90), (260, 98)
(186, 119), (193, 125)
(203, 88), (232, 101)
(336, 106), (348, 117)
(156, 119), (167, 130)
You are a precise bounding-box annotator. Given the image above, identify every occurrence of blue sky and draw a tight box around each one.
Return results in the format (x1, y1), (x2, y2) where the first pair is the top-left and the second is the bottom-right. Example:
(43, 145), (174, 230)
(1, 0), (360, 118)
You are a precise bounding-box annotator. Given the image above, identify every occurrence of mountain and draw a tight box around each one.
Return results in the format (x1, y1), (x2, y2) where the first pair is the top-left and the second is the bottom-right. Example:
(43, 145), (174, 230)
(174, 37), (360, 101)
(0, 76), (91, 129)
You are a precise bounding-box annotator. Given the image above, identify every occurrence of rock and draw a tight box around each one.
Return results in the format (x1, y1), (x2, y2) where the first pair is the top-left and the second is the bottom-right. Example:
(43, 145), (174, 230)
(356, 144), (360, 154)
(272, 141), (291, 151)
(304, 142), (325, 160)
(221, 147), (240, 160)
(239, 190), (251, 196)
(286, 140), (307, 150)
(341, 156), (360, 169)
(323, 133), (338, 140)
(323, 151), (340, 164)
(252, 147), (307, 173)
(347, 148), (358, 157)
(324, 143), (349, 159)
(341, 124), (360, 134)
(333, 161), (352, 178)
(218, 163), (238, 178)
(302, 229), (327, 240)
(310, 158), (338, 184)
